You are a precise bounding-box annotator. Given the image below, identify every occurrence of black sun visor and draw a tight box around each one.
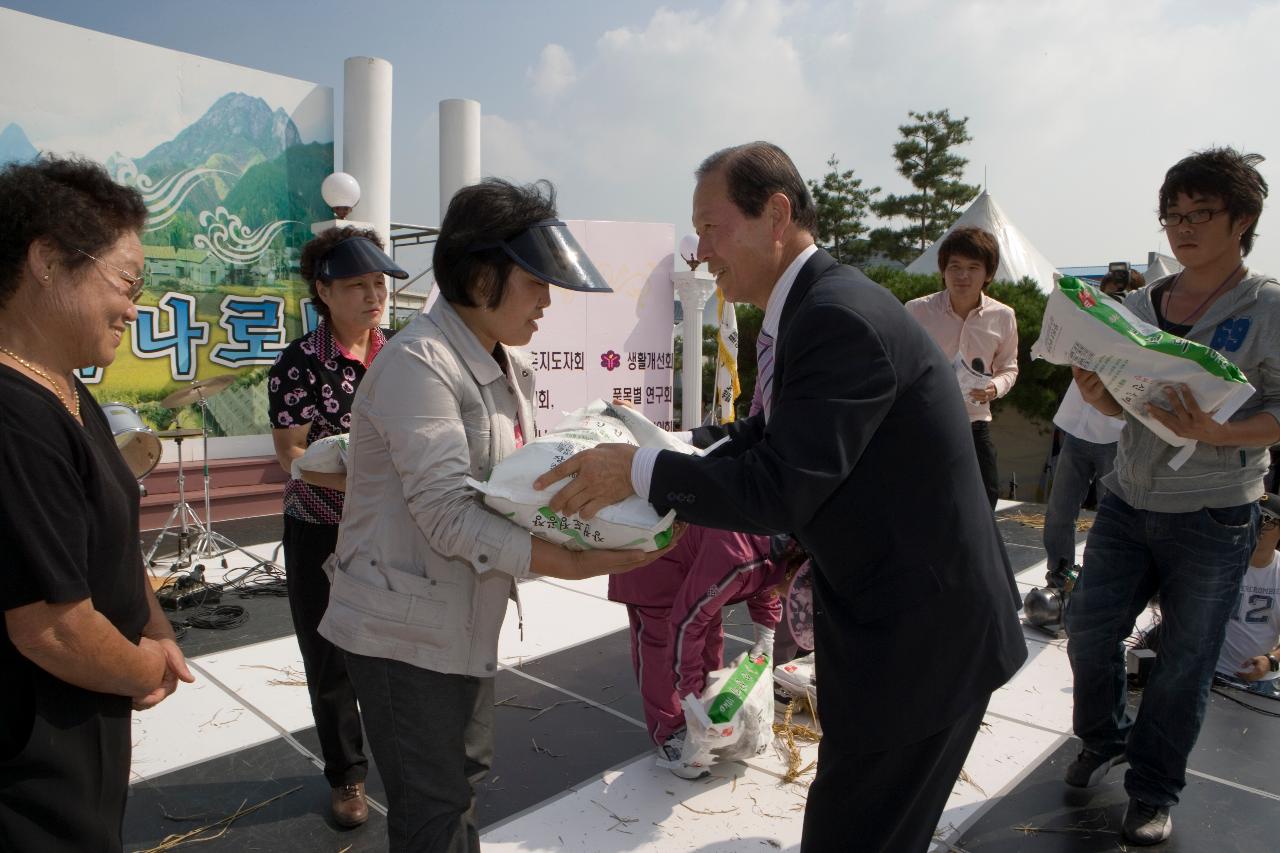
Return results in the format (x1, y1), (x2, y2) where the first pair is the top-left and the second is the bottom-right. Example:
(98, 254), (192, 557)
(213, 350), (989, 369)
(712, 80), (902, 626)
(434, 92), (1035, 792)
(470, 219), (612, 293)
(318, 236), (409, 280)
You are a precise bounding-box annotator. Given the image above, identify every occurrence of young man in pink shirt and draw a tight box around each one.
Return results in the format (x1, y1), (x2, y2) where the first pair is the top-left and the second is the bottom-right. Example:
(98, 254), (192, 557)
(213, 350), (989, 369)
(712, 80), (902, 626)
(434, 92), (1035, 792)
(905, 226), (1019, 507)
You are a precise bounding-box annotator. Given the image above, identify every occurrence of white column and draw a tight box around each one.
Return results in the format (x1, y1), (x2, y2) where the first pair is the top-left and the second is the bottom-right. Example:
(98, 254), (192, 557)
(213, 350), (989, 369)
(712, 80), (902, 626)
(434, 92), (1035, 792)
(342, 57), (393, 244)
(439, 98), (481, 218)
(673, 270), (717, 430)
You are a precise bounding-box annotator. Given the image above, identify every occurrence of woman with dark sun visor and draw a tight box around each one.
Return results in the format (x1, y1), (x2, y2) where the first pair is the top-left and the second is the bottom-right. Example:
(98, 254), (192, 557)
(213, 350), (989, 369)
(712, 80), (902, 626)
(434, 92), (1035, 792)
(318, 178), (667, 852)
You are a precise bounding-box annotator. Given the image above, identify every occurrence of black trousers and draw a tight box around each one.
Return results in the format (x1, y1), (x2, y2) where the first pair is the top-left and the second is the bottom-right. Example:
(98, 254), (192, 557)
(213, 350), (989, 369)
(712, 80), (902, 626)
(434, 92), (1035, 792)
(282, 515), (367, 787)
(971, 420), (1000, 509)
(0, 697), (131, 853)
(801, 694), (990, 853)
(345, 653), (494, 853)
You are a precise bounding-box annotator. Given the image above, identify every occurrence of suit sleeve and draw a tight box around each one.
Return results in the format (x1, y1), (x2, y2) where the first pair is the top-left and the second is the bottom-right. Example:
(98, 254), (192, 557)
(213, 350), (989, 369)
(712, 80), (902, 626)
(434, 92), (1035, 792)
(689, 412), (765, 454)
(651, 301), (896, 534)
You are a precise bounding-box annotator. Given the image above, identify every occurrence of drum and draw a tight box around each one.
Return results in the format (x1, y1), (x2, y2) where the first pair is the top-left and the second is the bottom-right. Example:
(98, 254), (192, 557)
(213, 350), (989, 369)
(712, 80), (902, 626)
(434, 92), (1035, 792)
(101, 402), (162, 479)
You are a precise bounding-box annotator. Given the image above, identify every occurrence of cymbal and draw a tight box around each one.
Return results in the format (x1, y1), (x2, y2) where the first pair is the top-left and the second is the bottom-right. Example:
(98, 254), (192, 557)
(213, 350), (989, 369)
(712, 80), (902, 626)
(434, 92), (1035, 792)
(156, 427), (204, 439)
(161, 374), (236, 408)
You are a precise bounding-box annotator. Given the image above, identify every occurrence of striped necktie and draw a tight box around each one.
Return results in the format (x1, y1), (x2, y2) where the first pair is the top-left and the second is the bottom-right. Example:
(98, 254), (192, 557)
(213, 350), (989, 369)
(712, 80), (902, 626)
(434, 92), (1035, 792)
(753, 328), (775, 419)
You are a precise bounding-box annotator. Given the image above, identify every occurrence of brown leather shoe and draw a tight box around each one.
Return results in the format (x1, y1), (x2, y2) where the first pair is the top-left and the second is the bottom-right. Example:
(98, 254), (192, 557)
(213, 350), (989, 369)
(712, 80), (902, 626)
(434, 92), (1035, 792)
(331, 782), (368, 827)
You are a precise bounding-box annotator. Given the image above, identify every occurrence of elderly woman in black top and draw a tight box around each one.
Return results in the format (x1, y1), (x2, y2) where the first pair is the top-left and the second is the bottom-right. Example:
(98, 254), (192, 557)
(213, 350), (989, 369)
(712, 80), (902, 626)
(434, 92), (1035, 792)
(267, 226), (405, 827)
(0, 156), (194, 852)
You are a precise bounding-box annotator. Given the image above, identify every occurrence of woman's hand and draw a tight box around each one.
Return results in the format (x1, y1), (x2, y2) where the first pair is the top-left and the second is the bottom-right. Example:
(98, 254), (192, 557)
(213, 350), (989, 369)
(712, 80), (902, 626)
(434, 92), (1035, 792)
(132, 637), (195, 711)
(531, 523), (687, 580)
(1072, 366), (1123, 416)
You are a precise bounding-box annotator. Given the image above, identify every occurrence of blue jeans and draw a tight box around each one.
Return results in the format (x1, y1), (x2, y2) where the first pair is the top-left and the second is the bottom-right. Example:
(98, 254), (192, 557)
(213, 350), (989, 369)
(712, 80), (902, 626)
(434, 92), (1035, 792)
(1043, 434), (1117, 577)
(1066, 492), (1257, 808)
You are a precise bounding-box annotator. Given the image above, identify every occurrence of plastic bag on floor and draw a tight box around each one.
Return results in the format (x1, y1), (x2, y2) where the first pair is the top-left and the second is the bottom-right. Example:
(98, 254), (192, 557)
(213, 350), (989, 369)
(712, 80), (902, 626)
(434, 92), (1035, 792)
(1031, 277), (1255, 469)
(468, 400), (681, 551)
(675, 651), (775, 772)
(774, 653), (817, 717)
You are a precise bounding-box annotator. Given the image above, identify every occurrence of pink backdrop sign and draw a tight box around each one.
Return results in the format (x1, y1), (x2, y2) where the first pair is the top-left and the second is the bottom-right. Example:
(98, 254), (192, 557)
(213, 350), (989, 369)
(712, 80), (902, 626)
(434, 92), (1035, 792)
(522, 220), (676, 433)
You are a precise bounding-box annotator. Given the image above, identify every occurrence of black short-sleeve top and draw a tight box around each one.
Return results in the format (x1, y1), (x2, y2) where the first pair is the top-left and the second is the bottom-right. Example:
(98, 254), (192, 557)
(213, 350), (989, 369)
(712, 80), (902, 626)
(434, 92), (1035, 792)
(0, 367), (150, 754)
(267, 322), (387, 525)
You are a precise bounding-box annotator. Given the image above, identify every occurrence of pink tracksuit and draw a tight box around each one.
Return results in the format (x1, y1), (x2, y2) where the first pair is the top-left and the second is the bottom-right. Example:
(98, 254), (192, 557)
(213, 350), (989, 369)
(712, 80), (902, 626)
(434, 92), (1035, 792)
(609, 524), (785, 745)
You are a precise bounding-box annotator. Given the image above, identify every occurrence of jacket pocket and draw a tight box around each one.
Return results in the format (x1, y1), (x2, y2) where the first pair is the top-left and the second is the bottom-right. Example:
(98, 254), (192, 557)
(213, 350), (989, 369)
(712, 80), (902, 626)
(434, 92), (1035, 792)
(380, 564), (459, 628)
(847, 564), (942, 624)
(330, 563), (455, 630)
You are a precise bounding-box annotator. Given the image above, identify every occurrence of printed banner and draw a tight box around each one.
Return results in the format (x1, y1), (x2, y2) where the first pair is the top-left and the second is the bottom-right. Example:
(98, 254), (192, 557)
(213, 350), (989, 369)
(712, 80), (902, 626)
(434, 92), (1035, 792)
(520, 220), (676, 432)
(0, 8), (334, 437)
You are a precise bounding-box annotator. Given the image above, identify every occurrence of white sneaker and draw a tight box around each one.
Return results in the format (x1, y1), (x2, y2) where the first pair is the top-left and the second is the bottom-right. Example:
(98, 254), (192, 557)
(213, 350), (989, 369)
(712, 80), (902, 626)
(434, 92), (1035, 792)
(658, 732), (710, 780)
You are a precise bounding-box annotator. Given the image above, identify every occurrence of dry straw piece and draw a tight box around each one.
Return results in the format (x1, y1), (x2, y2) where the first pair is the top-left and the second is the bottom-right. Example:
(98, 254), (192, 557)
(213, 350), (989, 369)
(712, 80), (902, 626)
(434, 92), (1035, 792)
(772, 698), (821, 784)
(132, 785), (301, 852)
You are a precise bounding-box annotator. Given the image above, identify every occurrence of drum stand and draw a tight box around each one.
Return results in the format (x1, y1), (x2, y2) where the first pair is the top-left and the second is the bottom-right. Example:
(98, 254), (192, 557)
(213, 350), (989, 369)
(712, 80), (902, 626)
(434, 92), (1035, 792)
(144, 432), (207, 572)
(188, 391), (239, 559)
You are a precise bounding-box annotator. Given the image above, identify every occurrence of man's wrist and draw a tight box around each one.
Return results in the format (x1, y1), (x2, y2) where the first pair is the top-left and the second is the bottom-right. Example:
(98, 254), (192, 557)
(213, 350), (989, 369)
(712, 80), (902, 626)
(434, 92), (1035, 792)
(1267, 653), (1279, 673)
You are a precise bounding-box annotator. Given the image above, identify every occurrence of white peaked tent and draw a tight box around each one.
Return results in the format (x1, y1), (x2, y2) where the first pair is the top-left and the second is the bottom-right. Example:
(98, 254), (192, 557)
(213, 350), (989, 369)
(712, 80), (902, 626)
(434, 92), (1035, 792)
(906, 190), (1059, 293)
(1143, 251), (1183, 283)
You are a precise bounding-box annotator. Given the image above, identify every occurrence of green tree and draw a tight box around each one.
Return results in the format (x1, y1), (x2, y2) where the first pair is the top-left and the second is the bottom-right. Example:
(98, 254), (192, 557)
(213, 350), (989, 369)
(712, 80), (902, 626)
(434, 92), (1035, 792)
(871, 109), (980, 264)
(807, 154), (879, 264)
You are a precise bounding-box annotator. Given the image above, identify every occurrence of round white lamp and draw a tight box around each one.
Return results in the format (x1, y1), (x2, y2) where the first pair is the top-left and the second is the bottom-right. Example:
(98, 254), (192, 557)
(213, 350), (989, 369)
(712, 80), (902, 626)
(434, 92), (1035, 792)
(320, 172), (361, 220)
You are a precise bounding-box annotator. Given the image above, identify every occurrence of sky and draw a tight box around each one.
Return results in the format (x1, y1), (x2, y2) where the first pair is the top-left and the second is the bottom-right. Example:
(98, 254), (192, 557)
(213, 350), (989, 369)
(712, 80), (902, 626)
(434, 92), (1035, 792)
(4, 0), (1279, 278)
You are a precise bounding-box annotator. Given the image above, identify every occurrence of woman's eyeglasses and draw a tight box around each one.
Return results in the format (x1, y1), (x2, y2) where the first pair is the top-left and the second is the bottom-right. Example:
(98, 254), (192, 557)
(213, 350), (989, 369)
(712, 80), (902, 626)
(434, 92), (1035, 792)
(75, 248), (147, 302)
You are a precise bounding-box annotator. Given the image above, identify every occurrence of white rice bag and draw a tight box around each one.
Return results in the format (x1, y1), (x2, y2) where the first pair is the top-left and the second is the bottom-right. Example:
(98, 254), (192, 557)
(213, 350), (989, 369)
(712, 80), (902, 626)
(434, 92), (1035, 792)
(668, 651), (774, 773)
(292, 433), (349, 479)
(1031, 277), (1255, 470)
(468, 401), (679, 551)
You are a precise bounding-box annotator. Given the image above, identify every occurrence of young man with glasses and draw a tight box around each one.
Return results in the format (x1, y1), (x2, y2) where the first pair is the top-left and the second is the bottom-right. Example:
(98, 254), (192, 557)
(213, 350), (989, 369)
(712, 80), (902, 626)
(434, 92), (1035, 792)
(1066, 148), (1279, 845)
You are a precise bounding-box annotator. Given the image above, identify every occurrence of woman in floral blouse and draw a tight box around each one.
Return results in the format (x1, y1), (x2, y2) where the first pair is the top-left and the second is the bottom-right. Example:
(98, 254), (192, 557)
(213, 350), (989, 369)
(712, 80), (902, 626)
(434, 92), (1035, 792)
(267, 226), (406, 828)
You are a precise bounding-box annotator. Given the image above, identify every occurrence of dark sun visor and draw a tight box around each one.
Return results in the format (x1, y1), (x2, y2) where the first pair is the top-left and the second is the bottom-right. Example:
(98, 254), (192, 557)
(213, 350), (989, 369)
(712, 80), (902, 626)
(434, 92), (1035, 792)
(468, 219), (612, 293)
(318, 236), (409, 280)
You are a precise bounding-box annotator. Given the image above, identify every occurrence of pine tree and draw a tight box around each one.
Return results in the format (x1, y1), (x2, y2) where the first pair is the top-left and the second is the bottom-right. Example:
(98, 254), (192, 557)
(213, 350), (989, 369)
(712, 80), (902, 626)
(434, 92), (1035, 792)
(807, 154), (879, 264)
(871, 109), (979, 264)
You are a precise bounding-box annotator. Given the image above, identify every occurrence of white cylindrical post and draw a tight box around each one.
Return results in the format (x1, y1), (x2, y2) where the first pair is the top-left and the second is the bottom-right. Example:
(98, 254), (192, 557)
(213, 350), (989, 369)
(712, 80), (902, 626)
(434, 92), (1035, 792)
(673, 271), (717, 430)
(342, 57), (393, 244)
(440, 98), (481, 218)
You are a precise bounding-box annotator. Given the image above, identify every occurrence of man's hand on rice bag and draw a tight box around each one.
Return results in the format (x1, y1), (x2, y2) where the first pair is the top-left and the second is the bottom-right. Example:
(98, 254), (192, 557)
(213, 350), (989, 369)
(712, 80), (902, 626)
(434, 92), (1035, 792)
(1072, 366), (1123, 416)
(610, 397), (634, 409)
(534, 442), (638, 520)
(1145, 383), (1226, 444)
(530, 522), (688, 580)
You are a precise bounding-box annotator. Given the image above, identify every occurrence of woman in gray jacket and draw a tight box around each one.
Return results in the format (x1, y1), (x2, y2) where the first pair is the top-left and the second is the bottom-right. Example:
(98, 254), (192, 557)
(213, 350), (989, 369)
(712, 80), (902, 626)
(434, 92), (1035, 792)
(319, 179), (662, 852)
(1066, 148), (1279, 847)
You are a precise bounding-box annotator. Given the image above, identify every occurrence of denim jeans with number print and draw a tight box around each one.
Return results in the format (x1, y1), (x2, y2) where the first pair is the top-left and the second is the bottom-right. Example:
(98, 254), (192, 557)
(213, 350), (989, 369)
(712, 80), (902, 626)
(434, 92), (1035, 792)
(1066, 492), (1257, 807)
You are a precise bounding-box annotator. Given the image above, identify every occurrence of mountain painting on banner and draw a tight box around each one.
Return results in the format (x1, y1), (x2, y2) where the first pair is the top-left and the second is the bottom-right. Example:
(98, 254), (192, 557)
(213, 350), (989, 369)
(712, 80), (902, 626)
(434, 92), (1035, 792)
(0, 7), (334, 436)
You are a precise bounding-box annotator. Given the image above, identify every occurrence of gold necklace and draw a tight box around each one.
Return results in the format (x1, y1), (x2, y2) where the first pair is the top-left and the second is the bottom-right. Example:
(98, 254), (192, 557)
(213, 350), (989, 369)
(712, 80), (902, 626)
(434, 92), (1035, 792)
(0, 343), (81, 420)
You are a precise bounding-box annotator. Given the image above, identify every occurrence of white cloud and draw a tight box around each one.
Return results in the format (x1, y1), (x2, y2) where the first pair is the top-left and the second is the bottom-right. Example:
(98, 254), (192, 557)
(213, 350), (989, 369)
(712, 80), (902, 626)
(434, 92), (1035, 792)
(471, 0), (1280, 274)
(528, 44), (578, 100)
(387, 0), (1280, 276)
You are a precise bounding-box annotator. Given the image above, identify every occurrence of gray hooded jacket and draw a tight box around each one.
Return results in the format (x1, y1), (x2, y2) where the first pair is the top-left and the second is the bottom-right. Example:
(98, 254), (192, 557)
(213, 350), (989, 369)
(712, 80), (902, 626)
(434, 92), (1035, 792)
(1102, 272), (1280, 512)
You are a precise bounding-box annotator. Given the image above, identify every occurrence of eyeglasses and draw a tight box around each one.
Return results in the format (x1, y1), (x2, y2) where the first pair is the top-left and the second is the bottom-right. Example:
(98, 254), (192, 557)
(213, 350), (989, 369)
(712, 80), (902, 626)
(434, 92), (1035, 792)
(1159, 208), (1226, 228)
(75, 248), (147, 302)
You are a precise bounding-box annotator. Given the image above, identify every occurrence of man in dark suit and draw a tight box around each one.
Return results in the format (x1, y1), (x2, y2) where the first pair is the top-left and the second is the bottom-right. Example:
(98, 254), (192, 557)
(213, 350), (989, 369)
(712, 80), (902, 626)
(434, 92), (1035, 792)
(536, 141), (1027, 852)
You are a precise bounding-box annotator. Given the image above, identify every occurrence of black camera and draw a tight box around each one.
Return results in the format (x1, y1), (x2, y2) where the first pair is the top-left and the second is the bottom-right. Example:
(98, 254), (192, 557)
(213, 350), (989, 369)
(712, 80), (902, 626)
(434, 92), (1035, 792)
(1106, 261), (1130, 288)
